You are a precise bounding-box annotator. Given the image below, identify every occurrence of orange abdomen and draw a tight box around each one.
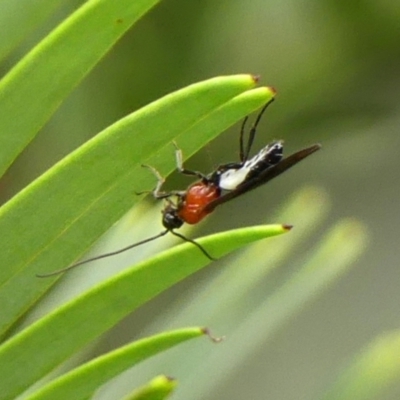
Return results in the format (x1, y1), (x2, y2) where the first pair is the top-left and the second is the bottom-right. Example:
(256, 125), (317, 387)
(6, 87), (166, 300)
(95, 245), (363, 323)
(178, 182), (220, 224)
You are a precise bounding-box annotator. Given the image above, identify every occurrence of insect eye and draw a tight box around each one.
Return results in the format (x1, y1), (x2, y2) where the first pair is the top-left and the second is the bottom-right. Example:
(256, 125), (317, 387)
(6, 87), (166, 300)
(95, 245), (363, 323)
(162, 209), (184, 230)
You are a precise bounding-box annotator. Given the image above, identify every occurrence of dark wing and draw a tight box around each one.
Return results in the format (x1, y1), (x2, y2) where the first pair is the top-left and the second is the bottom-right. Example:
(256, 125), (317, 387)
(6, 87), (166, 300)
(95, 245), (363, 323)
(203, 144), (321, 213)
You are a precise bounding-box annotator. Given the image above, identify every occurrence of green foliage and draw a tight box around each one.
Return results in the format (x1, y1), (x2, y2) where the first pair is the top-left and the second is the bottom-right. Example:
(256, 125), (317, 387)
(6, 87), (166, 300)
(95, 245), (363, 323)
(0, 1), (394, 400)
(24, 329), (200, 400)
(0, 0), (160, 175)
(0, 224), (287, 399)
(0, 73), (273, 337)
(123, 375), (177, 400)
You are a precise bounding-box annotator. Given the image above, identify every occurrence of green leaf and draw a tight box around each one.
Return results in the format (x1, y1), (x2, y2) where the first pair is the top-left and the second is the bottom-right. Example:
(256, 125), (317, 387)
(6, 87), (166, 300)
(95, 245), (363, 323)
(0, 76), (272, 337)
(320, 331), (400, 400)
(25, 328), (203, 400)
(0, 0), (161, 175)
(0, 224), (289, 399)
(0, 0), (65, 62)
(123, 375), (177, 400)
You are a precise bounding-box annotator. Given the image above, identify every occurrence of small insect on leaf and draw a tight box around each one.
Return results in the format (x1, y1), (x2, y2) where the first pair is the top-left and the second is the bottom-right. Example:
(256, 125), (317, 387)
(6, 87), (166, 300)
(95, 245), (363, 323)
(37, 92), (321, 277)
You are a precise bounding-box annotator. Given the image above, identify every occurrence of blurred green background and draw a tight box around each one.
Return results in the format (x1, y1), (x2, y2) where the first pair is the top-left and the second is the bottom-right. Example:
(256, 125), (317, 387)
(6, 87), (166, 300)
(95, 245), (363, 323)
(1, 0), (400, 399)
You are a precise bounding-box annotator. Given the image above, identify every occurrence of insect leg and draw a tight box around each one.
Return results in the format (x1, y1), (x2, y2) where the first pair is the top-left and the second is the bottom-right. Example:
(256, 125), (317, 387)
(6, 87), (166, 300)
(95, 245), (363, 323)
(140, 164), (184, 199)
(173, 141), (208, 180)
(171, 230), (216, 260)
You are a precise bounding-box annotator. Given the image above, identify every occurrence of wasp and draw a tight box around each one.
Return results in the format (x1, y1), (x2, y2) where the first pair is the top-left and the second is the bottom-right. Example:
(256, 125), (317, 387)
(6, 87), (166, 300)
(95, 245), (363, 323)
(38, 96), (320, 277)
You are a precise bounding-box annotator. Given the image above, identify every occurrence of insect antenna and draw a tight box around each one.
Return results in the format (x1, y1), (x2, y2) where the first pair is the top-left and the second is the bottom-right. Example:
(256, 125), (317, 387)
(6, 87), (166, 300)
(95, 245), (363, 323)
(36, 230), (169, 278)
(241, 97), (275, 162)
(239, 115), (250, 162)
(170, 230), (215, 260)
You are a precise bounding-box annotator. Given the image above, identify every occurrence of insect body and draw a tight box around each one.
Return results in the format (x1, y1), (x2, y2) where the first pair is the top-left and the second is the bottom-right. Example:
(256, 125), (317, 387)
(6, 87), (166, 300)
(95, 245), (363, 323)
(212, 141), (283, 191)
(176, 182), (220, 225)
(38, 96), (321, 277)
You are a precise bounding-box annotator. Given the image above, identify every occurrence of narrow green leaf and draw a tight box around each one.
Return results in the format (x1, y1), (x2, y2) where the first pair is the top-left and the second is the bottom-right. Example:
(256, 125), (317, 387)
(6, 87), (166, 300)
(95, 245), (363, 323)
(320, 331), (400, 400)
(0, 0), (161, 175)
(123, 375), (177, 400)
(0, 76), (271, 337)
(25, 328), (202, 400)
(0, 0), (65, 62)
(0, 224), (288, 399)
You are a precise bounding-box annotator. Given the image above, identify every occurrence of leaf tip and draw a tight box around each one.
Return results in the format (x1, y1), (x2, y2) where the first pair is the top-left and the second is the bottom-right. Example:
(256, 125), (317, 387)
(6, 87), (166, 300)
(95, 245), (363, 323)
(267, 86), (277, 96)
(202, 327), (225, 343)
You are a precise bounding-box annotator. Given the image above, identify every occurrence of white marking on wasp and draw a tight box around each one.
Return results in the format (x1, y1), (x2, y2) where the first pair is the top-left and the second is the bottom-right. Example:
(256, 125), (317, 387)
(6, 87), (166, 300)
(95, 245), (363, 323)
(218, 141), (283, 190)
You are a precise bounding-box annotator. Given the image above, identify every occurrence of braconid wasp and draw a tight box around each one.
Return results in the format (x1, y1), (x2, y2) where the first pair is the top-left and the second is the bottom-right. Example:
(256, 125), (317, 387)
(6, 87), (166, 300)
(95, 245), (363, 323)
(38, 93), (321, 277)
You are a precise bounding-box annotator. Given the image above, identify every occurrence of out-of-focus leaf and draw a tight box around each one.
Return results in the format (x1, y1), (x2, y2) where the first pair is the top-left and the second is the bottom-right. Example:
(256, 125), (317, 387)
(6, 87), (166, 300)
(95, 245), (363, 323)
(320, 331), (400, 400)
(123, 375), (177, 400)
